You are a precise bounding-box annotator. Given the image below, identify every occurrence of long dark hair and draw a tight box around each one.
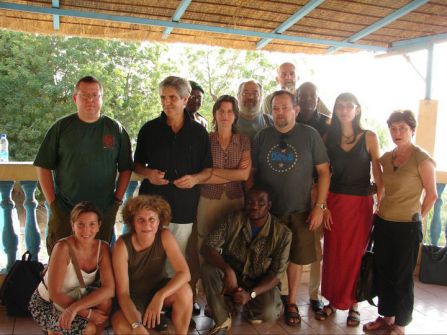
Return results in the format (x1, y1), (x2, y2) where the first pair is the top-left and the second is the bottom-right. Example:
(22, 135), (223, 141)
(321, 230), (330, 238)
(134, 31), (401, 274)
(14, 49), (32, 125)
(212, 95), (239, 133)
(326, 92), (364, 146)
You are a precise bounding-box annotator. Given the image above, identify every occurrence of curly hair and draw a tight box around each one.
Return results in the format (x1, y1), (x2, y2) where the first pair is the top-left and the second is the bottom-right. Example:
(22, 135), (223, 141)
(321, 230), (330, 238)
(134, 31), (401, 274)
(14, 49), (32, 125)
(122, 195), (172, 231)
(70, 201), (103, 224)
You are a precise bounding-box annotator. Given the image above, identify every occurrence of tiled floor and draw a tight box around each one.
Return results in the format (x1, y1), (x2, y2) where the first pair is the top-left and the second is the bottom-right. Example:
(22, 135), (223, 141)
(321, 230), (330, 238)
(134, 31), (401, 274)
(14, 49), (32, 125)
(1, 272), (446, 334)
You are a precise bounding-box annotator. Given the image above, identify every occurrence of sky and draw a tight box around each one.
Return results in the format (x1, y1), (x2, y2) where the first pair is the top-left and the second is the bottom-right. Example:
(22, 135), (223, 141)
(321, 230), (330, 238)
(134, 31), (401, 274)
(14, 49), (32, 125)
(265, 42), (447, 171)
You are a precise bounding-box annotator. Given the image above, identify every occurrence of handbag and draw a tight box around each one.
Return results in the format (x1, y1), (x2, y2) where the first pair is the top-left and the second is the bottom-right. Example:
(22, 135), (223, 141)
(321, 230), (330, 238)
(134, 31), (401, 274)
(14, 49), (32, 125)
(43, 241), (88, 311)
(419, 244), (447, 286)
(355, 231), (377, 306)
(0, 251), (44, 316)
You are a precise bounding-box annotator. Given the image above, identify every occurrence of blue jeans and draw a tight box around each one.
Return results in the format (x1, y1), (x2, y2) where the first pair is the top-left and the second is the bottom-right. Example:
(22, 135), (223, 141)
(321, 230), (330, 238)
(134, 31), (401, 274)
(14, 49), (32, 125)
(430, 183), (446, 246)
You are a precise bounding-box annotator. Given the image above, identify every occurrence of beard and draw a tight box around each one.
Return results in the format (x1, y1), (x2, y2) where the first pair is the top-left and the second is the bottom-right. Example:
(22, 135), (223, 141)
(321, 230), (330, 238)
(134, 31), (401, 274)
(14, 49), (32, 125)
(239, 103), (260, 116)
(274, 118), (289, 129)
(281, 82), (296, 93)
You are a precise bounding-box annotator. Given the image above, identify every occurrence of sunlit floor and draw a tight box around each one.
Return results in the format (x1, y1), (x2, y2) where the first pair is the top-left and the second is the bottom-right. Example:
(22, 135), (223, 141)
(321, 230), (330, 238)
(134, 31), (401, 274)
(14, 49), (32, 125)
(1, 271), (446, 335)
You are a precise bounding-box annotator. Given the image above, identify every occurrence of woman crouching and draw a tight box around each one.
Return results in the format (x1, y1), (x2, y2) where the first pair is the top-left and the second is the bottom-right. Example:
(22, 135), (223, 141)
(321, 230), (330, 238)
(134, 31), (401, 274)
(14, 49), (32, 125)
(29, 202), (114, 335)
(111, 195), (192, 335)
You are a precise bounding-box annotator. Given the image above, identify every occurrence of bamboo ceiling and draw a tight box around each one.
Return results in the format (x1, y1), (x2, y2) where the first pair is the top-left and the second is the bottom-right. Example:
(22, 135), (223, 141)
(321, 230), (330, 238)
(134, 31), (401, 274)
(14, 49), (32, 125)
(1, 0), (447, 54)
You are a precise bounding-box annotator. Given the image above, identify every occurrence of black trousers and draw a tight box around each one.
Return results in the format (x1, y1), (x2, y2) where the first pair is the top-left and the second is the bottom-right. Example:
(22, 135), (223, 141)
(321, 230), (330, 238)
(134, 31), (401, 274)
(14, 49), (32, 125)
(373, 215), (422, 327)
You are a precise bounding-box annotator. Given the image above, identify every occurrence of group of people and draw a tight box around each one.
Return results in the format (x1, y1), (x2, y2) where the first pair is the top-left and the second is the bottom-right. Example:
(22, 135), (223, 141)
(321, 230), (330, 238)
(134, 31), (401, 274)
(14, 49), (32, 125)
(28, 62), (437, 335)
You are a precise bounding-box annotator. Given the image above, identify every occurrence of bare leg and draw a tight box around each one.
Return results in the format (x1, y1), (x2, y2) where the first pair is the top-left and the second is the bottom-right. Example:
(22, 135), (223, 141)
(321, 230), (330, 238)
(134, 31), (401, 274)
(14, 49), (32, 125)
(287, 262), (302, 305)
(165, 283), (193, 335)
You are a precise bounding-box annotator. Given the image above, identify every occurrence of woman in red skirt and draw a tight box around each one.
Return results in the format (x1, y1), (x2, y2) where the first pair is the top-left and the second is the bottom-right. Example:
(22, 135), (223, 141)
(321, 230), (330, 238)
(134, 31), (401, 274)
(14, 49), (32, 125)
(317, 93), (382, 326)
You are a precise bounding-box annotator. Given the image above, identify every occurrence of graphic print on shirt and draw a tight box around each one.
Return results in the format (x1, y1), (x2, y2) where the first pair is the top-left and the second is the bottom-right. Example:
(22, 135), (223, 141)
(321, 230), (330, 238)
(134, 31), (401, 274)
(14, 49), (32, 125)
(103, 134), (115, 149)
(267, 141), (298, 173)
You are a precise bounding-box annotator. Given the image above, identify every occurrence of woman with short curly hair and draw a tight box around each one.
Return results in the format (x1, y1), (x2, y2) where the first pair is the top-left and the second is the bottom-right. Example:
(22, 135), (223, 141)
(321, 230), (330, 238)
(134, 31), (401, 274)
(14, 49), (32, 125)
(111, 195), (192, 335)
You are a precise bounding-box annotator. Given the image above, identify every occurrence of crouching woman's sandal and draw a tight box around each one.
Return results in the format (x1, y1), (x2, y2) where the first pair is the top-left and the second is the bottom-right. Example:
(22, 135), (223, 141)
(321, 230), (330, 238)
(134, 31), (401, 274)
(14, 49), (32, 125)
(285, 303), (301, 327)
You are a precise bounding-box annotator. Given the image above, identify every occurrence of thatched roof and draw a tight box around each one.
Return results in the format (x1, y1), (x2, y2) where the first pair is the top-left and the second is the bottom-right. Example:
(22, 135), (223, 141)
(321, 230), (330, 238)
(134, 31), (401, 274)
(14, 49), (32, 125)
(1, 0), (447, 54)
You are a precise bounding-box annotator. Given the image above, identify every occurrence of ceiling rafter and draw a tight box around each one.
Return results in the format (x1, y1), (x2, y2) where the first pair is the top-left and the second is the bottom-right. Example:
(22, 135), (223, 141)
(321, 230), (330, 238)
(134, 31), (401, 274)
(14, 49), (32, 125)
(256, 0), (325, 50)
(326, 0), (429, 54)
(0, 2), (386, 52)
(162, 0), (192, 39)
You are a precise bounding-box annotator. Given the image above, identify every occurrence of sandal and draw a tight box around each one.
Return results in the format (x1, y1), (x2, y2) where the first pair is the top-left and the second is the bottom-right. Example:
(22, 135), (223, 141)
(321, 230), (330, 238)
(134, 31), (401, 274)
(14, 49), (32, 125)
(347, 309), (360, 327)
(284, 303), (301, 327)
(315, 304), (336, 321)
(363, 316), (392, 332)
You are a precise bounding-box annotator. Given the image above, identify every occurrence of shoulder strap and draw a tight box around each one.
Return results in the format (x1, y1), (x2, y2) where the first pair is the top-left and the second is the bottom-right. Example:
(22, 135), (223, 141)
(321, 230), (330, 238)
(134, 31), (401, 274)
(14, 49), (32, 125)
(67, 242), (86, 288)
(96, 240), (101, 265)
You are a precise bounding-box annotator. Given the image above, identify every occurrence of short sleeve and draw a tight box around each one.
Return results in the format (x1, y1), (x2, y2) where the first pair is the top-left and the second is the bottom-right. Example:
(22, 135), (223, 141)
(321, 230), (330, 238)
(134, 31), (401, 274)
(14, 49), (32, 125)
(415, 146), (436, 167)
(117, 125), (133, 172)
(311, 129), (329, 165)
(33, 121), (60, 169)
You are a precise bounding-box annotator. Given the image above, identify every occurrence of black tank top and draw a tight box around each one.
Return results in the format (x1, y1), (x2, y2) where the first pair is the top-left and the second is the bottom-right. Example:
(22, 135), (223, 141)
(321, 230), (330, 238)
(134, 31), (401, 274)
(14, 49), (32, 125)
(328, 132), (372, 196)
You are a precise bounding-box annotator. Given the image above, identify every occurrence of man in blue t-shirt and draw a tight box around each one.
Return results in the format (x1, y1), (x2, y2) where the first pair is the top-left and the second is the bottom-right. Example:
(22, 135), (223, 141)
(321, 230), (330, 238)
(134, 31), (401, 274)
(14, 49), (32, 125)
(252, 90), (330, 327)
(34, 76), (133, 254)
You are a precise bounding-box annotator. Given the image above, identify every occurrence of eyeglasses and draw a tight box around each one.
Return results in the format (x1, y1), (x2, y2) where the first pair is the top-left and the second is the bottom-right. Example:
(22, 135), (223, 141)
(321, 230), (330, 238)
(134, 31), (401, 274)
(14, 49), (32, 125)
(279, 134), (288, 149)
(242, 91), (260, 98)
(335, 102), (357, 110)
(77, 93), (102, 100)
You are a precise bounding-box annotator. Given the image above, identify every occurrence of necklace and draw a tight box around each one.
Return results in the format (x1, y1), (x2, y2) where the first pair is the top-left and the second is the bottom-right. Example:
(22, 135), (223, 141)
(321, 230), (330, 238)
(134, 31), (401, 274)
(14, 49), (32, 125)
(391, 144), (413, 171)
(341, 133), (355, 144)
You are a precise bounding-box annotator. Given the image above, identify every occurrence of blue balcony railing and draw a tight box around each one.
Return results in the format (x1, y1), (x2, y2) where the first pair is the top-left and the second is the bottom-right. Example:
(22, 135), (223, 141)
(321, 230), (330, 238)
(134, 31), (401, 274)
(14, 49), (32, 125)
(0, 162), (139, 272)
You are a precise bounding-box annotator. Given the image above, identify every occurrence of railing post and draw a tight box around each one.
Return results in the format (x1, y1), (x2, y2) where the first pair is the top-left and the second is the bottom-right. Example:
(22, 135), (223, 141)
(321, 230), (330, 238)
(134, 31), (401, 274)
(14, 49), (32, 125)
(20, 181), (41, 261)
(122, 180), (138, 235)
(0, 181), (19, 271)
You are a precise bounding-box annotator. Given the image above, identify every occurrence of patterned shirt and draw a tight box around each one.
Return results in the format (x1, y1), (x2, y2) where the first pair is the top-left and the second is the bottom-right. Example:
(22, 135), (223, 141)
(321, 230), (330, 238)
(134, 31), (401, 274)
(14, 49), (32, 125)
(200, 132), (250, 200)
(205, 211), (292, 287)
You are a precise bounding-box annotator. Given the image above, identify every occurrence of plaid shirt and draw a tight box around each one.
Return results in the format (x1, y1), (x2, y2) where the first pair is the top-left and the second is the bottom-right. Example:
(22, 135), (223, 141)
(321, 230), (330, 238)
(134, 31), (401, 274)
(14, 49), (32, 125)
(205, 211), (292, 287)
(201, 132), (250, 200)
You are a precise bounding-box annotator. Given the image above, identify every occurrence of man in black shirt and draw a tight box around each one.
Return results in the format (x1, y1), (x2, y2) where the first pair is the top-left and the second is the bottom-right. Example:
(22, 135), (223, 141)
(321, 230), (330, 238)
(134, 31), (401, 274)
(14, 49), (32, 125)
(134, 76), (212, 275)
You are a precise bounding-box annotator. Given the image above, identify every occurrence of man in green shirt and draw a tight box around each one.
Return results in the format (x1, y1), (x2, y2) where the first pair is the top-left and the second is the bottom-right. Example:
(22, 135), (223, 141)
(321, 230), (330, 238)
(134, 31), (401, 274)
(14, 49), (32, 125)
(34, 76), (133, 254)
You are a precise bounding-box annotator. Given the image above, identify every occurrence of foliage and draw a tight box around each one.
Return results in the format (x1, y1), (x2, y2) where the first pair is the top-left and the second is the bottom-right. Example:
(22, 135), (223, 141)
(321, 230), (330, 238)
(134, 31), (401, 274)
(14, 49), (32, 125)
(0, 30), (278, 160)
(177, 46), (277, 124)
(0, 31), (176, 160)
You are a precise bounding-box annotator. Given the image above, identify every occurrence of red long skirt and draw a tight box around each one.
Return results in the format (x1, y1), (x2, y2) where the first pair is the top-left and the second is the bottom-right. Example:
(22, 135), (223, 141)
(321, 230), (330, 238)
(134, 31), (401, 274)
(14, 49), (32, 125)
(321, 192), (373, 310)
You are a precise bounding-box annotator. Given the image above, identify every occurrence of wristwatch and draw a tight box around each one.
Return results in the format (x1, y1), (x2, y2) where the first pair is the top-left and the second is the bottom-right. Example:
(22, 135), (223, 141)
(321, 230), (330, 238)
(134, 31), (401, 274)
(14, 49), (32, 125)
(131, 321), (143, 329)
(315, 203), (327, 210)
(250, 290), (257, 299)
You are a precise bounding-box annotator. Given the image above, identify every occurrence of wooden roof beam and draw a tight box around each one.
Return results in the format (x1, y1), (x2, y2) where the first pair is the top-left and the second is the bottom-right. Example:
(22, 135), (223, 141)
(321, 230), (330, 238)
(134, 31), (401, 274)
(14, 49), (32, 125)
(256, 0), (325, 50)
(0, 2), (386, 52)
(326, 0), (429, 54)
(162, 0), (192, 40)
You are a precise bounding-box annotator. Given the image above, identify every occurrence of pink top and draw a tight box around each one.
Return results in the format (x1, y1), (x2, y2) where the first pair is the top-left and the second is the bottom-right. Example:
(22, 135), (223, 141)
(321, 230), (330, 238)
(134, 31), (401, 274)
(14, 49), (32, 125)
(201, 132), (250, 200)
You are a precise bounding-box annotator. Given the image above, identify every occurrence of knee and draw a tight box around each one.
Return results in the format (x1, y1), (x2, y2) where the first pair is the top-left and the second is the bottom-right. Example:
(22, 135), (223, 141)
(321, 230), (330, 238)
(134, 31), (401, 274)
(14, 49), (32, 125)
(82, 322), (97, 335)
(255, 302), (281, 322)
(175, 283), (193, 305)
(96, 298), (112, 314)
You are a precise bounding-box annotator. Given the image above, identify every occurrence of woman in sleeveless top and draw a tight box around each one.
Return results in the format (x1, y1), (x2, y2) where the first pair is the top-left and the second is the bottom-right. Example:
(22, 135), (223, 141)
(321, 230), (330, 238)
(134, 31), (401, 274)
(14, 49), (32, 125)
(317, 93), (382, 326)
(363, 110), (436, 335)
(111, 195), (192, 335)
(29, 202), (114, 335)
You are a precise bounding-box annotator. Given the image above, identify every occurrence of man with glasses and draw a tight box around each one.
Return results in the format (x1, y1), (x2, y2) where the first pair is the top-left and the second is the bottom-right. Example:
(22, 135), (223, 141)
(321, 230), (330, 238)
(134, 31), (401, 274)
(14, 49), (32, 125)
(34, 76), (133, 254)
(235, 80), (273, 139)
(186, 80), (208, 130)
(252, 90), (330, 327)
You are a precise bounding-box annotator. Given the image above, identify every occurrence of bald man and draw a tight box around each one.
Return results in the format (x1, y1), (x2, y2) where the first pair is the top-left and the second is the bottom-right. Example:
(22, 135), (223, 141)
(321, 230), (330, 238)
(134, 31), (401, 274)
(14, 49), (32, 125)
(261, 62), (331, 118)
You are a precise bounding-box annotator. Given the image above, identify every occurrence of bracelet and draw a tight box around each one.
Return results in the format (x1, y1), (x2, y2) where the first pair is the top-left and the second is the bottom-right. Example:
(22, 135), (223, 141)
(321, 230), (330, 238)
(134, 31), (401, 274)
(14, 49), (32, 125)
(87, 308), (92, 320)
